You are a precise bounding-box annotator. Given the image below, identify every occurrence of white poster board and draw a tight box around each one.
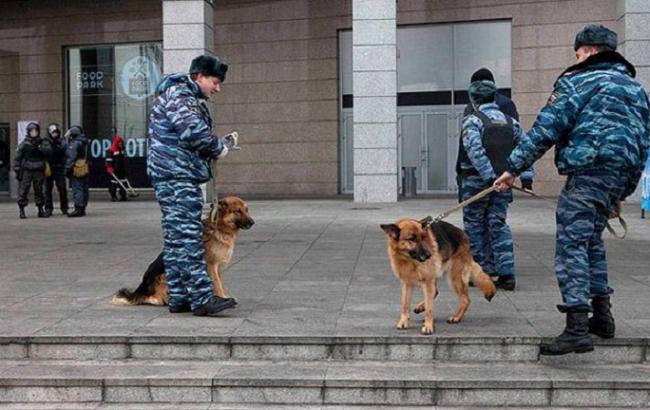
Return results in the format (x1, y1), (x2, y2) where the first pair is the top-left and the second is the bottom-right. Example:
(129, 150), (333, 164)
(17, 121), (38, 145)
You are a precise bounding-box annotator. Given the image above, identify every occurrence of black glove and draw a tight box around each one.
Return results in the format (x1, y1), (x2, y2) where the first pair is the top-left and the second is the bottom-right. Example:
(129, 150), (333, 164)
(521, 179), (533, 191)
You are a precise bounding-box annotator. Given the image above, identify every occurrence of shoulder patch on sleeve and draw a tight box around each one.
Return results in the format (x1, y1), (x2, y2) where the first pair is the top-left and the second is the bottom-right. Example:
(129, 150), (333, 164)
(547, 91), (562, 106)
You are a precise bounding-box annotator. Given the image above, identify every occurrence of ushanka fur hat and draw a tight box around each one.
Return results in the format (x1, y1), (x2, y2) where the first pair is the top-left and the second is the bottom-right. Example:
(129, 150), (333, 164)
(574, 24), (618, 52)
(189, 55), (228, 82)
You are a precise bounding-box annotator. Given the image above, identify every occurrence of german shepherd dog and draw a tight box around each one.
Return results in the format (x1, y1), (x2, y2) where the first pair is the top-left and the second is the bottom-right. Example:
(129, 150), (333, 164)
(111, 196), (254, 306)
(380, 218), (496, 334)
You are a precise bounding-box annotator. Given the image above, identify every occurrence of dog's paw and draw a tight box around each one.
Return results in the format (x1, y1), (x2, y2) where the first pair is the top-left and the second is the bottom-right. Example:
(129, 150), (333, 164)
(413, 306), (425, 314)
(447, 316), (462, 324)
(421, 323), (434, 335)
(396, 318), (409, 330)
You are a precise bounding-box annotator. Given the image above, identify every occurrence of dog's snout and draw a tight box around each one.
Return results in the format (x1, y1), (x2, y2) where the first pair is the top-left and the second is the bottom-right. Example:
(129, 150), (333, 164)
(240, 218), (255, 229)
(410, 248), (431, 262)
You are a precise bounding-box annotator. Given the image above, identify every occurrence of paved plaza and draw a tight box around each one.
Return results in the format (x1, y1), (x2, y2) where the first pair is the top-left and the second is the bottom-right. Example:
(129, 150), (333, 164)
(1, 195), (649, 340)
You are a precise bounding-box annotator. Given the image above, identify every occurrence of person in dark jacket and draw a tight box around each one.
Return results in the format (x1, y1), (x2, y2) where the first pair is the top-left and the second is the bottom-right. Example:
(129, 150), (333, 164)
(64, 125), (89, 217)
(105, 135), (128, 201)
(14, 122), (52, 219)
(495, 24), (650, 355)
(43, 123), (69, 216)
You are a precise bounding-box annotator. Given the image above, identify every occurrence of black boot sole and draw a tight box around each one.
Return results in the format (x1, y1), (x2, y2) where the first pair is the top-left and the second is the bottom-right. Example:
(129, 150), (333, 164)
(192, 299), (237, 317)
(540, 344), (594, 356)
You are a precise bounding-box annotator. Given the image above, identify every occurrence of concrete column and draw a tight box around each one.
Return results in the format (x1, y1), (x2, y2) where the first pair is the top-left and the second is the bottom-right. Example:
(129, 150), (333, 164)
(162, 0), (216, 201)
(617, 0), (650, 201)
(352, 0), (398, 203)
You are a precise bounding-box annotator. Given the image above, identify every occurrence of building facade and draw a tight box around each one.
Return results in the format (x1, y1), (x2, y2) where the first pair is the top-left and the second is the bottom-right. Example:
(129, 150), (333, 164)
(0, 0), (648, 201)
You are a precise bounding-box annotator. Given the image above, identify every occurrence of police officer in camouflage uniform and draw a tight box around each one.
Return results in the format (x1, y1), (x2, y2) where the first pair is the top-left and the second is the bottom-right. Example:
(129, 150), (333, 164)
(495, 24), (650, 355)
(459, 80), (533, 291)
(14, 122), (52, 219)
(459, 69), (532, 193)
(43, 123), (69, 216)
(148, 54), (238, 316)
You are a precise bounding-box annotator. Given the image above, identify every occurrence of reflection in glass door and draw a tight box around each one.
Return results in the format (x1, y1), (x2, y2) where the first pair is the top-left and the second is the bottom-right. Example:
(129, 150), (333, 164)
(338, 21), (512, 194)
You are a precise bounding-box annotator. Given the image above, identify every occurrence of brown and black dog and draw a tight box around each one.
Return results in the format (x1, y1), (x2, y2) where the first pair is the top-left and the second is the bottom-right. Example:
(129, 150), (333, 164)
(380, 218), (496, 334)
(111, 196), (254, 306)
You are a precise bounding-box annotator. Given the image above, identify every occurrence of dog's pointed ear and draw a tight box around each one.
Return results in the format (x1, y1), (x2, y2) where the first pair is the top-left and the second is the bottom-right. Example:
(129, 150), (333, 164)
(380, 224), (400, 240)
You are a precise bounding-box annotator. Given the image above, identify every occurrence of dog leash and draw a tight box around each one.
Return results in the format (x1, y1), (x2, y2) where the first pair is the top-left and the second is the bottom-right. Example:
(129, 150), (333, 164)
(425, 185), (627, 239)
(509, 185), (628, 239)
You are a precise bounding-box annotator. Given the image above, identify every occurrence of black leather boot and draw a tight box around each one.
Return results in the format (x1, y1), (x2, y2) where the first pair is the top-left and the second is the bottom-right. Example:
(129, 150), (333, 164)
(44, 208), (53, 217)
(37, 205), (48, 218)
(192, 296), (237, 316)
(540, 310), (594, 356)
(495, 275), (516, 291)
(589, 294), (615, 338)
(18, 205), (26, 219)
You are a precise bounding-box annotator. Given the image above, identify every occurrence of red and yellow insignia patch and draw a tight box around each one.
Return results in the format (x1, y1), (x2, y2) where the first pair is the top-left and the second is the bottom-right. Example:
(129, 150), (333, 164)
(547, 91), (561, 106)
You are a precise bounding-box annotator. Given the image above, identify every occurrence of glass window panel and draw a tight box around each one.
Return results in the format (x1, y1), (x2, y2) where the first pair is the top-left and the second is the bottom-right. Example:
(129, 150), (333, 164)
(66, 43), (161, 188)
(339, 30), (353, 97)
(426, 113), (449, 191)
(398, 25), (453, 93)
(453, 21), (511, 90)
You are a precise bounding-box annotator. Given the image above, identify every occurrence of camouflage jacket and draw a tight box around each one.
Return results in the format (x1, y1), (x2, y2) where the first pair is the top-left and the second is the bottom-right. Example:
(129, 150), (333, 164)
(147, 73), (226, 184)
(507, 51), (650, 198)
(460, 102), (534, 183)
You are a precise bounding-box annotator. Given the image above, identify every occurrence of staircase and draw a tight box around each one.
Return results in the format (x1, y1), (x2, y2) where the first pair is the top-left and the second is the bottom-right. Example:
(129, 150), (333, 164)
(1, 335), (649, 408)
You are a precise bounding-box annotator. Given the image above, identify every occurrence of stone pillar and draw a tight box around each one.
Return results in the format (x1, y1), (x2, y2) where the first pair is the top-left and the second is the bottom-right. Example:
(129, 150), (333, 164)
(162, 0), (216, 201)
(352, 0), (398, 203)
(617, 0), (650, 201)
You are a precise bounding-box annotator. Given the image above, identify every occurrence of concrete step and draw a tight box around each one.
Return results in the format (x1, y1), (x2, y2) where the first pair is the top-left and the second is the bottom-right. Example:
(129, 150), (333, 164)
(0, 405), (632, 410)
(1, 359), (650, 407)
(1, 335), (647, 364)
(0, 405), (636, 410)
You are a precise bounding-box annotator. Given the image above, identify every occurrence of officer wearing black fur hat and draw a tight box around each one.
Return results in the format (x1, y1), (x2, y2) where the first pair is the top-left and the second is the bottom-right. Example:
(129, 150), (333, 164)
(495, 24), (650, 355)
(43, 123), (69, 216)
(64, 125), (90, 217)
(14, 122), (52, 219)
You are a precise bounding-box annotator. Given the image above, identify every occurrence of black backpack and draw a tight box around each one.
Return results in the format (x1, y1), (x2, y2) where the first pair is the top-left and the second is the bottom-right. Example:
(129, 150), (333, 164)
(456, 110), (515, 177)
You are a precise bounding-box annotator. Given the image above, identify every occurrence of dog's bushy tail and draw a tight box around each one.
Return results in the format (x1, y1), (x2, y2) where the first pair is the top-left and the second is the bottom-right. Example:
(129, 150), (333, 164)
(470, 261), (496, 302)
(111, 288), (147, 306)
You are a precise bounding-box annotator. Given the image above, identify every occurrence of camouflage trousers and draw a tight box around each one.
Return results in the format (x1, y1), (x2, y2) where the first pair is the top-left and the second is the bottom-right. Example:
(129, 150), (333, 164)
(555, 172), (628, 312)
(461, 175), (514, 277)
(154, 180), (214, 310)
